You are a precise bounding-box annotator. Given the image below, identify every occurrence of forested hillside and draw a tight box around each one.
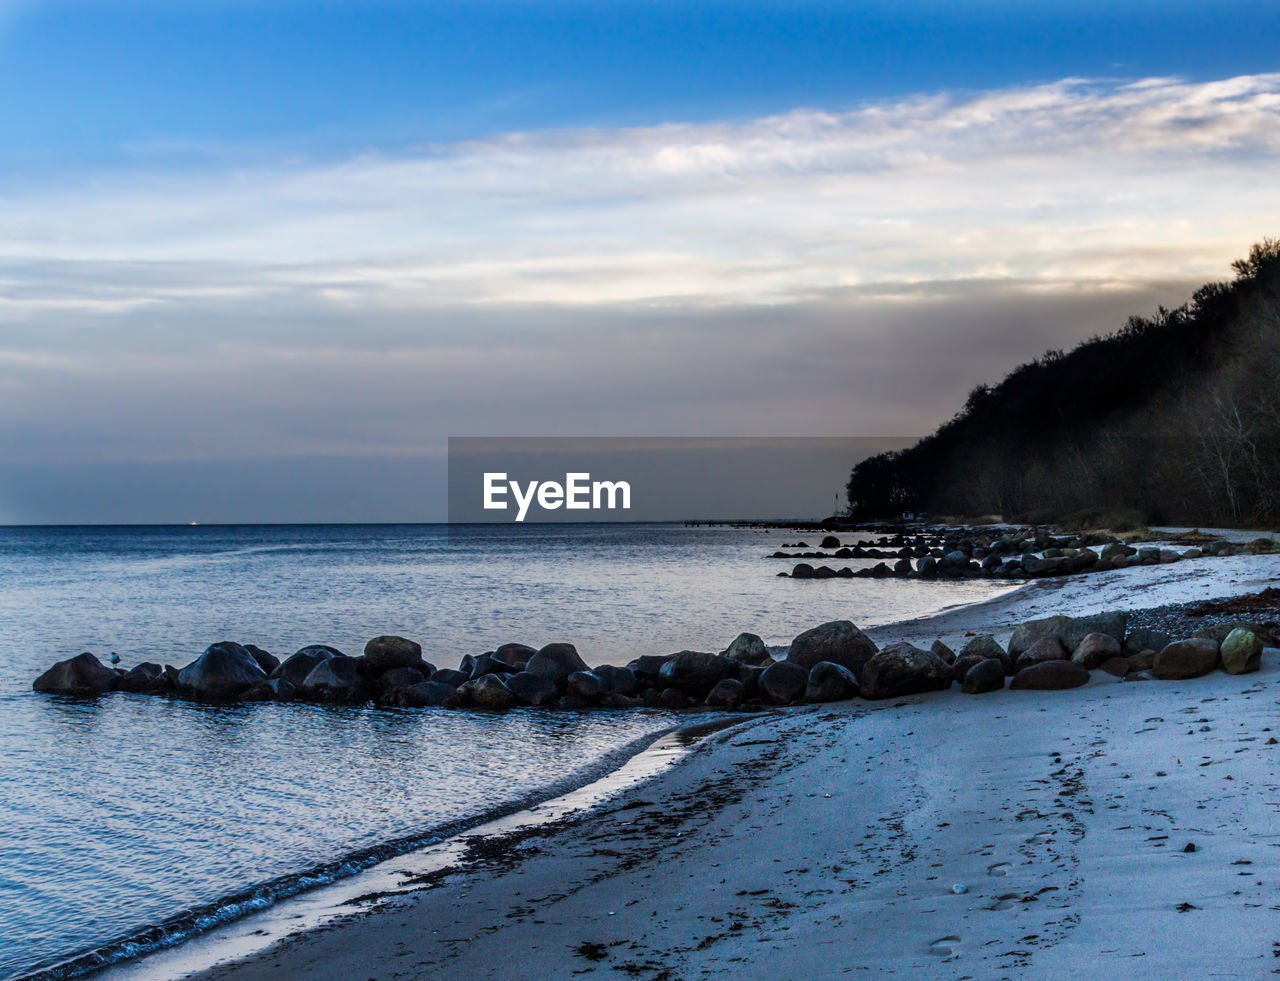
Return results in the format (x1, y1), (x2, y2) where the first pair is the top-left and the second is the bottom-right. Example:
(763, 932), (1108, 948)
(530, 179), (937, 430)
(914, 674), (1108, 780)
(847, 240), (1280, 527)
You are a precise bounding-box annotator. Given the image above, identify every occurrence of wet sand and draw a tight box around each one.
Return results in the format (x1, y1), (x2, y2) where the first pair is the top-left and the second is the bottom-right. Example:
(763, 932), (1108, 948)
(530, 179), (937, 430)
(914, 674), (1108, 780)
(145, 553), (1280, 980)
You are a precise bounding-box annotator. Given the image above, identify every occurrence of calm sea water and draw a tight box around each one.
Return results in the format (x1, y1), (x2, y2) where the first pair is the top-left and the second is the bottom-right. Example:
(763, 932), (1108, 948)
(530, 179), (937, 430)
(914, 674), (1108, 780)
(0, 523), (1015, 979)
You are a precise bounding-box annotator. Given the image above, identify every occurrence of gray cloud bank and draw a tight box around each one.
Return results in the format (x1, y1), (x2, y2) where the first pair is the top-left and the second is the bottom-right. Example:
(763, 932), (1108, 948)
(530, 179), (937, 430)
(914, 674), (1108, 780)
(1, 74), (1276, 521)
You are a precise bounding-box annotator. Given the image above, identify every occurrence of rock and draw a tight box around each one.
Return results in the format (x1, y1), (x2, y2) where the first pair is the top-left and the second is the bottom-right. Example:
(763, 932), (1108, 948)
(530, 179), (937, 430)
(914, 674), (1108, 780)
(177, 642), (268, 700)
(1193, 620), (1278, 648)
(376, 666), (426, 698)
(1219, 628), (1263, 675)
(791, 562), (816, 579)
(1100, 542), (1137, 562)
(469, 653), (518, 680)
(1014, 636), (1068, 673)
(363, 635), (423, 671)
(1098, 656), (1130, 678)
(804, 661), (859, 703)
(493, 643), (537, 669)
(1126, 650), (1157, 672)
(272, 645), (340, 688)
(1009, 612), (1126, 659)
(236, 681), (276, 702)
(1125, 628), (1172, 657)
(820, 535), (841, 549)
(705, 678), (746, 707)
(258, 677), (294, 700)
(566, 670), (606, 701)
(724, 632), (772, 667)
(1152, 639), (1220, 680)
(959, 634), (1010, 674)
(33, 652), (121, 695)
(430, 668), (469, 688)
(1072, 632), (1122, 669)
(659, 688), (693, 709)
(594, 665), (638, 696)
(525, 643), (589, 687)
(859, 642), (951, 700)
(603, 694), (644, 709)
(961, 658), (1005, 694)
(628, 654), (673, 688)
(459, 674), (517, 710)
(299, 655), (365, 702)
(505, 670), (559, 706)
(393, 680), (454, 708)
(245, 645), (280, 676)
(759, 660), (809, 704)
(787, 620), (879, 676)
(1009, 660), (1090, 690)
(118, 662), (168, 694)
(929, 639), (956, 665)
(658, 650), (731, 694)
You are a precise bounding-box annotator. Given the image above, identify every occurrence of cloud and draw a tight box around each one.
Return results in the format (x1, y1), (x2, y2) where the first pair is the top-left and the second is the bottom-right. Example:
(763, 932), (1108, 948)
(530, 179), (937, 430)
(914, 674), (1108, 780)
(1, 73), (1278, 517)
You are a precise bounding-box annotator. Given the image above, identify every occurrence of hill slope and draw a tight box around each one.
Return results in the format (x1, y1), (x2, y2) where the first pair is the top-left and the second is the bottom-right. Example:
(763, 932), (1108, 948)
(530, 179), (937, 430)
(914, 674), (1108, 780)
(847, 239), (1280, 527)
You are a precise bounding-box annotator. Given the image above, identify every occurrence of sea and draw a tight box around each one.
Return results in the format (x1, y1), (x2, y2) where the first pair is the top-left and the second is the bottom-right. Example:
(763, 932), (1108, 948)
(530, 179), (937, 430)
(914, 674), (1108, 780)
(0, 523), (1017, 979)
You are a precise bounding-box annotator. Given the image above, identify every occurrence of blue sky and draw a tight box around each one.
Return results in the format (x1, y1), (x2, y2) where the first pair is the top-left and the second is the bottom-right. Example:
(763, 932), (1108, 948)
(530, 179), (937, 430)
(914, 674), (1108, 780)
(4, 0), (1279, 174)
(2, 2), (1279, 520)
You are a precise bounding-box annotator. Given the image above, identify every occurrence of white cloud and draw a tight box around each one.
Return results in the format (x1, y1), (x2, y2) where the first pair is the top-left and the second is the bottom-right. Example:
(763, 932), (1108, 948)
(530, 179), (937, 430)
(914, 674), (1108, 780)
(1, 73), (1278, 316)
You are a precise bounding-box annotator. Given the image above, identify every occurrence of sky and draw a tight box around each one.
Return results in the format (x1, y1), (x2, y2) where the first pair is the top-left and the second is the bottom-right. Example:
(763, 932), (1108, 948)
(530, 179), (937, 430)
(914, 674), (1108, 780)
(2, 0), (1280, 522)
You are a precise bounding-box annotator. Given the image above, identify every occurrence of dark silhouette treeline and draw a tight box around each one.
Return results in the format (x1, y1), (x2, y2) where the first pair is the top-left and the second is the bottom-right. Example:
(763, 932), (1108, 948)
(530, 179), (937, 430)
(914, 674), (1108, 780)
(847, 239), (1280, 527)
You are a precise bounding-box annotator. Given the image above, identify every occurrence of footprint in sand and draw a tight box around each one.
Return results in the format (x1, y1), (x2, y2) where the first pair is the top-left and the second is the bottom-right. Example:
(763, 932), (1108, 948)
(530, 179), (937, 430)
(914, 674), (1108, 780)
(987, 862), (1012, 877)
(927, 935), (962, 959)
(986, 893), (1020, 911)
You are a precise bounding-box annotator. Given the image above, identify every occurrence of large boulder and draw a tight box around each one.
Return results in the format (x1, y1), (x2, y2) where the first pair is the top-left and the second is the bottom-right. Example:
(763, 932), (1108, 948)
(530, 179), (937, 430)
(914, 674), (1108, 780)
(493, 643), (537, 669)
(859, 643), (951, 700)
(929, 639), (956, 665)
(658, 650), (731, 695)
(724, 632), (772, 667)
(176, 642), (267, 700)
(1153, 638), (1220, 680)
(118, 662), (169, 694)
(363, 635), (423, 671)
(245, 645), (280, 676)
(393, 680), (454, 708)
(272, 645), (341, 688)
(628, 654), (673, 689)
(804, 662), (859, 703)
(1220, 627), (1263, 675)
(33, 652), (120, 695)
(961, 658), (1005, 694)
(594, 665), (638, 696)
(430, 667), (469, 688)
(1013, 636), (1068, 674)
(705, 678), (746, 708)
(505, 670), (559, 706)
(787, 620), (878, 676)
(469, 654), (518, 680)
(1072, 632), (1122, 670)
(1193, 620), (1278, 648)
(1009, 612), (1126, 659)
(1009, 660), (1090, 690)
(959, 634), (1010, 674)
(299, 655), (365, 702)
(759, 660), (808, 704)
(375, 666), (426, 699)
(1125, 627), (1172, 658)
(525, 643), (589, 687)
(459, 674), (517, 711)
(566, 670), (606, 702)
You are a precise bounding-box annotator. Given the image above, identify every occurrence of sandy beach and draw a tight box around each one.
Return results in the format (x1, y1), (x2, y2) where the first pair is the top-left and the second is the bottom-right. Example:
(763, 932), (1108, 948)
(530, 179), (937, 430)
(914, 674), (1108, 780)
(113, 550), (1275, 981)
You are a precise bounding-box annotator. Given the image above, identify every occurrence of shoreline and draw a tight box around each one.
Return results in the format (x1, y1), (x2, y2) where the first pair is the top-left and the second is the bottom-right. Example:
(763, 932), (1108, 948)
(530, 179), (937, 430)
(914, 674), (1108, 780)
(21, 716), (752, 981)
(30, 551), (1280, 981)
